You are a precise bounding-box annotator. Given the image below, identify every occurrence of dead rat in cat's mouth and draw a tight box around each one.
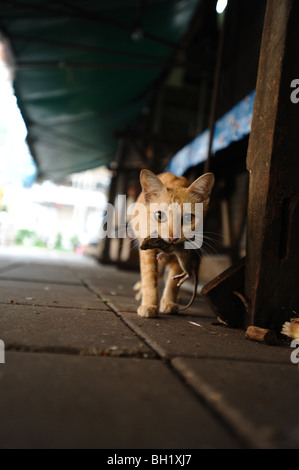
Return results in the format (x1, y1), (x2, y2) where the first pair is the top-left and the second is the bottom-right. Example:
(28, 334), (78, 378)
(140, 236), (200, 311)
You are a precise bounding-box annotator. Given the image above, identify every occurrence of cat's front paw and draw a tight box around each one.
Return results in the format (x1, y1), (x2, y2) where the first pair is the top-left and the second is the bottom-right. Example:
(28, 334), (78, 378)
(160, 300), (179, 314)
(138, 305), (159, 318)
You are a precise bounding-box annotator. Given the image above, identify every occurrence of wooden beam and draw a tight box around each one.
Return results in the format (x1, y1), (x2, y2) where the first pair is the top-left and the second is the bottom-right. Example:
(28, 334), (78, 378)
(245, 0), (299, 331)
(201, 258), (246, 328)
(101, 140), (127, 265)
(204, 5), (227, 173)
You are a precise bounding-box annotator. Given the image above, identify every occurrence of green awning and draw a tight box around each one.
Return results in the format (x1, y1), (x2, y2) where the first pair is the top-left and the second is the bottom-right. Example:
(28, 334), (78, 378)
(0, 0), (201, 181)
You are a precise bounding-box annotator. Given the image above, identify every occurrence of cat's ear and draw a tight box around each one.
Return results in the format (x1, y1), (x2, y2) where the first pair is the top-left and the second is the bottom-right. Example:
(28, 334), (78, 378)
(188, 172), (215, 202)
(140, 169), (166, 204)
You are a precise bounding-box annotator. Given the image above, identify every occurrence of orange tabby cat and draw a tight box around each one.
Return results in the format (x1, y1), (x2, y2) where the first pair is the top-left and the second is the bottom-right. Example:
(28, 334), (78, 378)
(133, 169), (214, 318)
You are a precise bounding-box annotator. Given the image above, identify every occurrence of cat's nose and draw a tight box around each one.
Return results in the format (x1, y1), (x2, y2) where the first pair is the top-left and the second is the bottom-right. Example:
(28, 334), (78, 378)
(169, 237), (178, 243)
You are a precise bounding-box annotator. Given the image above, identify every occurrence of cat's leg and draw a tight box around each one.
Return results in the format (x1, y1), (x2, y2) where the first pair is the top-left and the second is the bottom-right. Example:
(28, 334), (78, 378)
(138, 248), (159, 318)
(160, 256), (181, 314)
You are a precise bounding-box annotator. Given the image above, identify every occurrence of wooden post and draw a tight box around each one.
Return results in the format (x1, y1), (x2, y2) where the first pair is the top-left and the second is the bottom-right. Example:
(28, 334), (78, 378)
(204, 7), (227, 174)
(101, 140), (126, 264)
(245, 0), (299, 331)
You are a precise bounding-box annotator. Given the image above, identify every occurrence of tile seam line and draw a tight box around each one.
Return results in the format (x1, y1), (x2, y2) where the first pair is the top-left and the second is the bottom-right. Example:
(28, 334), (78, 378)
(4, 344), (157, 359)
(82, 280), (161, 360)
(170, 357), (276, 450)
(62, 276), (278, 447)
(103, 304), (292, 367)
(91, 296), (286, 448)
(0, 301), (113, 311)
(0, 263), (27, 274)
(0, 277), (82, 286)
(102, 300), (254, 449)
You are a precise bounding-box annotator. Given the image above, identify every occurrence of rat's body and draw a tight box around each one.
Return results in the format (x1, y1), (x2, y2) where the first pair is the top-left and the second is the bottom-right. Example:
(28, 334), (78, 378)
(140, 236), (200, 311)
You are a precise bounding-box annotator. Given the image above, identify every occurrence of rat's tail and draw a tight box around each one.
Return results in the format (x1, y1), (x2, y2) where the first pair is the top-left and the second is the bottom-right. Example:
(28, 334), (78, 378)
(178, 270), (198, 312)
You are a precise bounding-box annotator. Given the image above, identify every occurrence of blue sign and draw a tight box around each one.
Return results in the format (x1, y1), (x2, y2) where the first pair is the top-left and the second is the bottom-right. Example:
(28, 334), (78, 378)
(167, 90), (256, 176)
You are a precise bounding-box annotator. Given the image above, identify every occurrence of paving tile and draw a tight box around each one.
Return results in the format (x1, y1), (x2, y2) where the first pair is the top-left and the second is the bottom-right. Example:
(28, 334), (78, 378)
(87, 278), (215, 318)
(0, 279), (111, 310)
(0, 250), (296, 450)
(113, 309), (291, 363)
(0, 263), (81, 284)
(77, 263), (140, 286)
(0, 352), (240, 449)
(0, 258), (19, 270)
(172, 357), (299, 449)
(83, 275), (140, 296)
(0, 303), (152, 357)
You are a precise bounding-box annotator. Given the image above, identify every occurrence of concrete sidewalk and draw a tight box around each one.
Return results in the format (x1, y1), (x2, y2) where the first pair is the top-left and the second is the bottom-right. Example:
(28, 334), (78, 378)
(0, 247), (298, 449)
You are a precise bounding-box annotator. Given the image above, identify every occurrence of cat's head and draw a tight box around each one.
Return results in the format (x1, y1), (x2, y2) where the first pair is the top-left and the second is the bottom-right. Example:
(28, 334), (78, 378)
(139, 170), (214, 246)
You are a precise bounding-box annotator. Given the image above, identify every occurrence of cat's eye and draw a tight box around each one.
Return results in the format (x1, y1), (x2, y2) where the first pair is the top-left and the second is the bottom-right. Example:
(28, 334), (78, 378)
(154, 211), (167, 223)
(182, 213), (195, 224)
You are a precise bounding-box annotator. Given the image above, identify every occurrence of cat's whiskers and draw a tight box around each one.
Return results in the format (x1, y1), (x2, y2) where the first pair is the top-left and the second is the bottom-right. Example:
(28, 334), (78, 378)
(203, 231), (224, 239)
(184, 237), (202, 259)
(184, 234), (227, 279)
(202, 234), (223, 244)
(202, 239), (220, 256)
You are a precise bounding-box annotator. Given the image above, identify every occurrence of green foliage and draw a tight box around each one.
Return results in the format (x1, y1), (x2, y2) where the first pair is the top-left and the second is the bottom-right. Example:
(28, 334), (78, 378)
(15, 229), (47, 248)
(33, 237), (47, 248)
(14, 229), (71, 251)
(14, 229), (35, 245)
(54, 232), (63, 250)
(70, 235), (79, 249)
